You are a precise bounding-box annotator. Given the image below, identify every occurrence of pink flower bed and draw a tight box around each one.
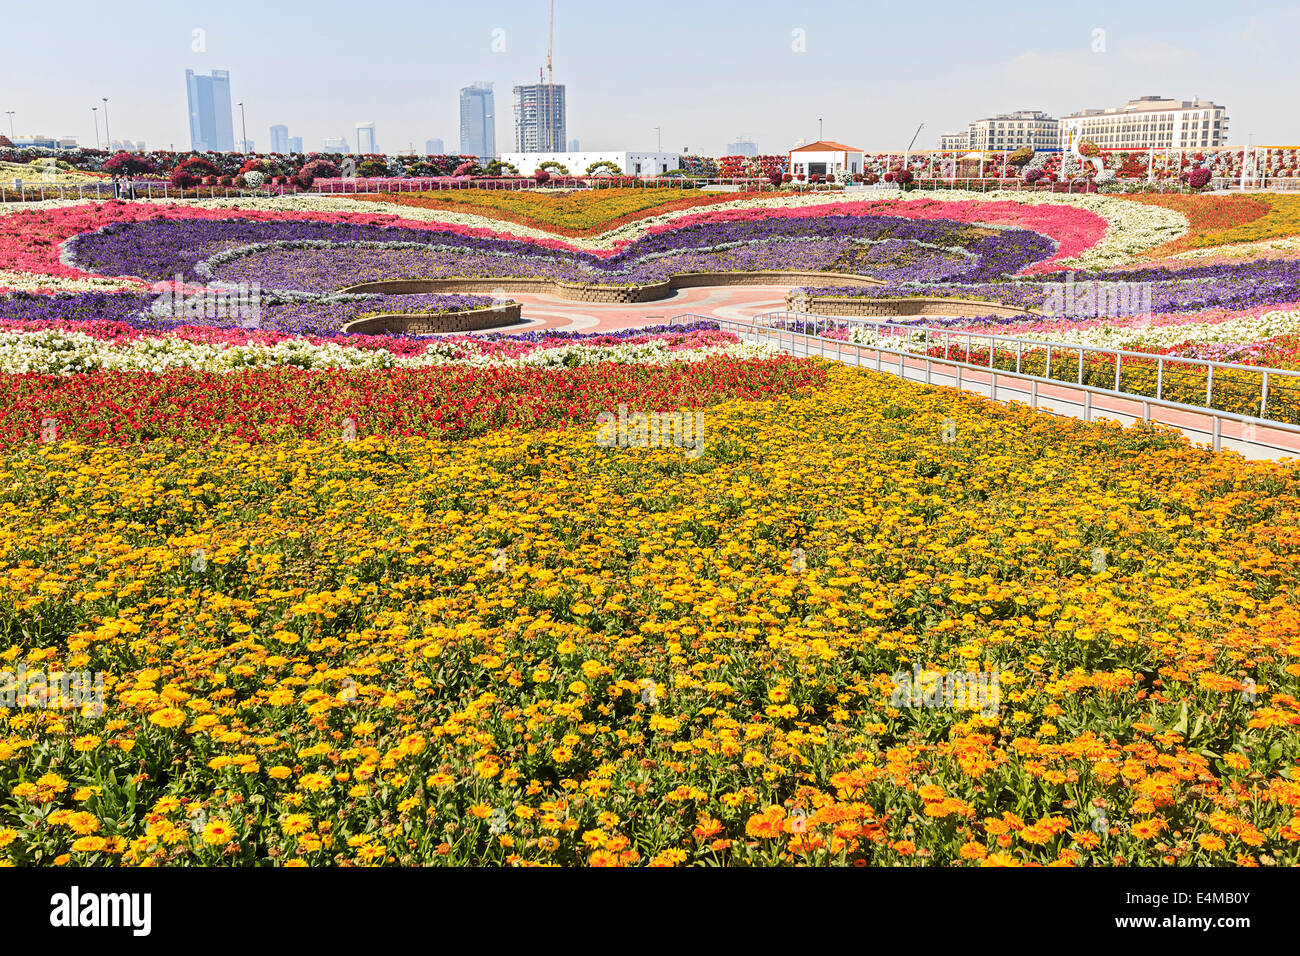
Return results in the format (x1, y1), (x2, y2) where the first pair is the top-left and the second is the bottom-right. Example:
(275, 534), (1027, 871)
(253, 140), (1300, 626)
(0, 201), (590, 293)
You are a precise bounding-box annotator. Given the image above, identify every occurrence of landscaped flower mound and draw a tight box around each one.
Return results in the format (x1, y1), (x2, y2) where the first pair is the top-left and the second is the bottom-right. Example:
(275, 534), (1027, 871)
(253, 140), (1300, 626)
(0, 363), (1297, 866)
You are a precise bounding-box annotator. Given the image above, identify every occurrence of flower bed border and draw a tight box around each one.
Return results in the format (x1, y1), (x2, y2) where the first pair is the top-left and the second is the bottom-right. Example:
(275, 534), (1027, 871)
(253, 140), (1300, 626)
(339, 301), (524, 335)
(339, 270), (883, 304)
(789, 293), (1041, 318)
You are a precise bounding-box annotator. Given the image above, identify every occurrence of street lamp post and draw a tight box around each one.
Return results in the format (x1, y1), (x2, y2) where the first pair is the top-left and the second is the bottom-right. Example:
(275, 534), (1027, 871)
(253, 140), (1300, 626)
(904, 122), (925, 176)
(818, 118), (823, 141)
(101, 98), (110, 148)
(91, 107), (99, 149)
(654, 126), (661, 153)
(4, 112), (14, 140)
(238, 102), (247, 153)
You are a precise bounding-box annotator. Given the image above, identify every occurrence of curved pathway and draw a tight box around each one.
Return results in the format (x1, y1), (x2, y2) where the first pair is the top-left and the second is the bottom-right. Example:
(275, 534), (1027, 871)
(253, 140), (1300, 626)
(468, 285), (795, 334)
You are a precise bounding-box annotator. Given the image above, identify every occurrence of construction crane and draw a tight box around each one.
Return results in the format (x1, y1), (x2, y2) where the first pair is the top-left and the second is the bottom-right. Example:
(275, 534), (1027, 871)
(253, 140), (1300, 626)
(542, 1), (555, 152)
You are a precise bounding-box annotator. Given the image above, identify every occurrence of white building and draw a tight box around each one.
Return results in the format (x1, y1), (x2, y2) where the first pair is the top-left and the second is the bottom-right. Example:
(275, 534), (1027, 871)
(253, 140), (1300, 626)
(938, 132), (969, 151)
(787, 140), (865, 179)
(967, 111), (1059, 152)
(499, 150), (681, 177)
(1060, 96), (1228, 150)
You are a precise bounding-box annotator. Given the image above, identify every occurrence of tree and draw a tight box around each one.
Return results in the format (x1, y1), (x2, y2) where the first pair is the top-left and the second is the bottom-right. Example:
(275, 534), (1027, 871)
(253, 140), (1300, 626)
(357, 158), (389, 178)
(539, 160), (570, 176)
(484, 160), (519, 176)
(585, 160), (622, 176)
(169, 157), (221, 188)
(102, 152), (155, 176)
(296, 158), (341, 189)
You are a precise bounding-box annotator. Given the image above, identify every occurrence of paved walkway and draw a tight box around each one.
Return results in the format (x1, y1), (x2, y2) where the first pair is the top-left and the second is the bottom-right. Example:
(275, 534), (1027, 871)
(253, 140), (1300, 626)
(481, 285), (793, 333)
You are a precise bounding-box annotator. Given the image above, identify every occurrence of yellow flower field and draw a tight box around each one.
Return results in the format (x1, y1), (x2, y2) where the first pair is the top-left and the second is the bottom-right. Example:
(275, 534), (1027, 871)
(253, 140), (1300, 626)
(1, 362), (1298, 866)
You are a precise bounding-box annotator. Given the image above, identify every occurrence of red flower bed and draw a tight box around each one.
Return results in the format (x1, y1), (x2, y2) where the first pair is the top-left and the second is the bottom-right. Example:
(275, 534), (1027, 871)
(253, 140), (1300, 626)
(0, 356), (825, 446)
(1124, 194), (1274, 257)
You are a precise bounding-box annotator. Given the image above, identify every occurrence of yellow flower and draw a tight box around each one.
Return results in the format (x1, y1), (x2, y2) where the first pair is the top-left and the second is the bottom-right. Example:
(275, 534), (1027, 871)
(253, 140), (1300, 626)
(202, 820), (235, 846)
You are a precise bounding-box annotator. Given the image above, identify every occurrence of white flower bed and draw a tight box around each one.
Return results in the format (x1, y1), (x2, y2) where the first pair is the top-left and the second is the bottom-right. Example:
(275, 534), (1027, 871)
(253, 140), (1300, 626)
(0, 329), (781, 375)
(845, 309), (1300, 355)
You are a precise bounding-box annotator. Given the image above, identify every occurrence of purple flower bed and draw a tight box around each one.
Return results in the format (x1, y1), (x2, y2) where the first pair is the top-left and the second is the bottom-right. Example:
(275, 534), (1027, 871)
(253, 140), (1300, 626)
(0, 292), (727, 342)
(0, 290), (496, 338)
(798, 259), (1300, 318)
(64, 214), (1056, 292)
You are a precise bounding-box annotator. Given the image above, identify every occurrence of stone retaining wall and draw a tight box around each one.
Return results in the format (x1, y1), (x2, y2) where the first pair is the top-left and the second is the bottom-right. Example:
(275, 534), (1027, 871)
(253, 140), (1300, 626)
(792, 295), (1038, 319)
(339, 270), (883, 303)
(339, 303), (524, 335)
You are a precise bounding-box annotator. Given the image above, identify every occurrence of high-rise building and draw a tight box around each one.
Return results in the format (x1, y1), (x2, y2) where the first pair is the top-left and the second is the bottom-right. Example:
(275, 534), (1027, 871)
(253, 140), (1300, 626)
(568, 138), (580, 151)
(269, 124), (289, 153)
(726, 139), (758, 157)
(1060, 96), (1228, 150)
(185, 69), (235, 152)
(356, 122), (376, 154)
(288, 136), (302, 154)
(512, 83), (565, 153)
(459, 83), (496, 160)
(426, 138), (445, 155)
(966, 110), (1059, 152)
(322, 137), (349, 154)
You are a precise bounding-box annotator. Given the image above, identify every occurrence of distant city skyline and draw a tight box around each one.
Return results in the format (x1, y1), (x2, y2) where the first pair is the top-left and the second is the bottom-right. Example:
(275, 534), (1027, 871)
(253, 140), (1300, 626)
(5, 0), (1300, 154)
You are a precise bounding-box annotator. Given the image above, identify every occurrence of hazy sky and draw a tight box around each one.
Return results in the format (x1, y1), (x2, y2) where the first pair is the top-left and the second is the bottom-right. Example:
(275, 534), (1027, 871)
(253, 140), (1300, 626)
(5, 0), (1299, 154)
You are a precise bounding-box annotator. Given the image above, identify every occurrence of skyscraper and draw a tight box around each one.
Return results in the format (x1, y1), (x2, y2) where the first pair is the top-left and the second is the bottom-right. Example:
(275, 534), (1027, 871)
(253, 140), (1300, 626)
(726, 139), (758, 157)
(356, 123), (376, 154)
(426, 138), (445, 155)
(288, 136), (303, 154)
(512, 83), (566, 152)
(185, 69), (235, 152)
(322, 137), (348, 154)
(459, 83), (495, 160)
(270, 124), (289, 153)
(569, 138), (579, 151)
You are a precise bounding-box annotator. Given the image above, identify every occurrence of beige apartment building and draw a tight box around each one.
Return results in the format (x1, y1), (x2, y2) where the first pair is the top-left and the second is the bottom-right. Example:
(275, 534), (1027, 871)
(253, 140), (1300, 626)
(1059, 96), (1228, 150)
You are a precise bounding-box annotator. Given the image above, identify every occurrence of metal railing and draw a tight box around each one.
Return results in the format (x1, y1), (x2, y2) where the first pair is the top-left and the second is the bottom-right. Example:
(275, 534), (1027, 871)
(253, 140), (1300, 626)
(747, 310), (1300, 427)
(0, 180), (288, 202)
(669, 311), (1300, 453)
